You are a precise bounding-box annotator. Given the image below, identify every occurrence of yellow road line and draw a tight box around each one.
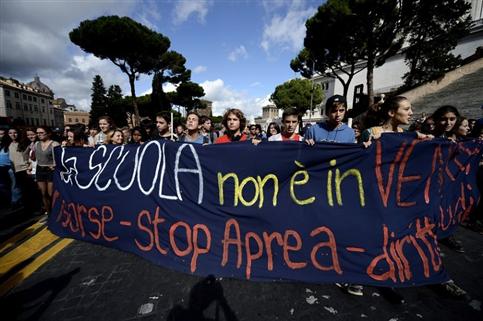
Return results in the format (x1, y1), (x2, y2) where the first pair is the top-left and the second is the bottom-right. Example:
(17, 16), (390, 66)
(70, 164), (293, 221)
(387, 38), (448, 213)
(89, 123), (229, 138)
(0, 228), (58, 276)
(0, 238), (73, 297)
(0, 221), (46, 254)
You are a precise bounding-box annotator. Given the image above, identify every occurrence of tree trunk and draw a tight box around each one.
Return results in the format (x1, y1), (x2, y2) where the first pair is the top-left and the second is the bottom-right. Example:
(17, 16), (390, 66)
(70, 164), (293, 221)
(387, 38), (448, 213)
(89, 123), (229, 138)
(366, 54), (375, 108)
(129, 75), (140, 126)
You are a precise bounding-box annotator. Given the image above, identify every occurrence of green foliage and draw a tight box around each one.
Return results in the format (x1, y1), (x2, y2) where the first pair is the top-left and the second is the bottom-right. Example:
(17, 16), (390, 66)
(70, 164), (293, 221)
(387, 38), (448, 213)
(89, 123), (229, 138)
(402, 0), (471, 88)
(89, 75), (107, 124)
(294, 0), (406, 105)
(70, 16), (172, 124)
(168, 81), (206, 112)
(106, 85), (127, 127)
(271, 78), (323, 115)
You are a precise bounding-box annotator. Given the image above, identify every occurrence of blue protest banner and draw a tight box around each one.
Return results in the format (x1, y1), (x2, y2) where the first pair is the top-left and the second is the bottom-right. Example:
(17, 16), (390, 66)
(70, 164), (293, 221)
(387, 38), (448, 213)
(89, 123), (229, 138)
(48, 134), (482, 287)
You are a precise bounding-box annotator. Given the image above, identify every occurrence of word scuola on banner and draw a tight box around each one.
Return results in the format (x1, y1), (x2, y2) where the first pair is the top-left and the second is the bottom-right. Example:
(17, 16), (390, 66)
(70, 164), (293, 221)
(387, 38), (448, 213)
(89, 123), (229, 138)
(49, 134), (482, 287)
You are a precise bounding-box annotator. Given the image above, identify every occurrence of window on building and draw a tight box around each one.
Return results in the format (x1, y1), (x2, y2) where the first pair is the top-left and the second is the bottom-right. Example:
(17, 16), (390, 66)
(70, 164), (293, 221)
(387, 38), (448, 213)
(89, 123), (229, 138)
(6, 101), (12, 108)
(15, 102), (20, 109)
(28, 96), (32, 101)
(41, 98), (45, 103)
(68, 118), (72, 122)
(29, 104), (32, 111)
(42, 107), (45, 112)
(43, 119), (47, 125)
(51, 120), (54, 126)
(5, 90), (10, 96)
(15, 92), (19, 98)
(24, 104), (28, 111)
(23, 94), (27, 100)
(33, 97), (37, 102)
(75, 118), (79, 122)
(35, 118), (39, 126)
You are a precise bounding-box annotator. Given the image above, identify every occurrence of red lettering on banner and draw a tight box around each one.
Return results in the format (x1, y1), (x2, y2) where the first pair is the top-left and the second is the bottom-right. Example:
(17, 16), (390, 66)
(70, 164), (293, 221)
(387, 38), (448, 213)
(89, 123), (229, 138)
(283, 230), (307, 270)
(191, 224), (211, 273)
(245, 232), (263, 279)
(87, 207), (101, 240)
(424, 145), (443, 204)
(67, 202), (79, 232)
(263, 231), (283, 271)
(76, 204), (87, 238)
(367, 225), (396, 282)
(221, 219), (243, 268)
(415, 218), (442, 272)
(396, 140), (421, 207)
(310, 226), (342, 274)
(152, 207), (168, 255)
(169, 221), (193, 257)
(135, 210), (154, 251)
(375, 140), (406, 207)
(100, 206), (119, 242)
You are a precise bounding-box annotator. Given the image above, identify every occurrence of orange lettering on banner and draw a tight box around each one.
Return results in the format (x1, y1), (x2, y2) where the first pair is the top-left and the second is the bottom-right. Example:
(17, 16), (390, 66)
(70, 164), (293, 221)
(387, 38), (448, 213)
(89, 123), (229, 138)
(87, 207), (102, 240)
(375, 140), (406, 207)
(101, 206), (119, 242)
(135, 210), (154, 251)
(424, 146), (443, 204)
(67, 202), (79, 233)
(169, 221), (193, 257)
(394, 237), (412, 281)
(191, 224), (211, 273)
(310, 226), (342, 274)
(245, 232), (263, 279)
(367, 225), (396, 282)
(415, 218), (442, 272)
(152, 207), (168, 255)
(283, 230), (307, 270)
(221, 219), (243, 268)
(396, 140), (421, 207)
(76, 204), (87, 238)
(262, 231), (283, 271)
(409, 236), (430, 278)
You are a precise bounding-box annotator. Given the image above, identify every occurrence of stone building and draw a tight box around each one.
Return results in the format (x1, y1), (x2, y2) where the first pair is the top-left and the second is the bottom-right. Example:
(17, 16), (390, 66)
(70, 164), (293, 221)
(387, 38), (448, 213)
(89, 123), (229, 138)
(0, 76), (64, 128)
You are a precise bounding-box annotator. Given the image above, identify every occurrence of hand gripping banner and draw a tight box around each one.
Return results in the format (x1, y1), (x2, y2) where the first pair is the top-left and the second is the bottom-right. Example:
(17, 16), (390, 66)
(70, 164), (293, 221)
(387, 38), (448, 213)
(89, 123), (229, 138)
(48, 134), (482, 287)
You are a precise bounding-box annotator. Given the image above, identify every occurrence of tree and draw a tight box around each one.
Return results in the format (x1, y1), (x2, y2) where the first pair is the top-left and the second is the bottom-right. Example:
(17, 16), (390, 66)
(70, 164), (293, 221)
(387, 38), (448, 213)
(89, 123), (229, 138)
(151, 51), (191, 112)
(70, 16), (171, 126)
(168, 81), (206, 112)
(402, 0), (471, 88)
(90, 75), (107, 124)
(294, 0), (407, 106)
(106, 85), (127, 127)
(271, 78), (323, 115)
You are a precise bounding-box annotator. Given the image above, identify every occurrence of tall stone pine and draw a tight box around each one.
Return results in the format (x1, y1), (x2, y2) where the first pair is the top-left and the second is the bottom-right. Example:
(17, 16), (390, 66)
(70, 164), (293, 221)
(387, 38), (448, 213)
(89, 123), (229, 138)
(70, 16), (171, 126)
(106, 85), (127, 127)
(90, 75), (107, 125)
(403, 0), (471, 88)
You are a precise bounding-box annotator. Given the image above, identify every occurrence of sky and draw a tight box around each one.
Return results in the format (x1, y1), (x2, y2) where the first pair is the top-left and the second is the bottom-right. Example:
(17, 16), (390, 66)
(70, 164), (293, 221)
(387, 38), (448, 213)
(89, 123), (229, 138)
(0, 0), (323, 118)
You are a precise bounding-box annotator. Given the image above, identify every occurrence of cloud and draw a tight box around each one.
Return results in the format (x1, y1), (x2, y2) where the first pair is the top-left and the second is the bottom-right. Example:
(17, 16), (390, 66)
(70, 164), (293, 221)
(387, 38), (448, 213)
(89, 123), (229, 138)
(200, 79), (268, 117)
(261, 1), (316, 54)
(228, 45), (248, 62)
(173, 0), (211, 24)
(250, 81), (262, 87)
(193, 65), (207, 74)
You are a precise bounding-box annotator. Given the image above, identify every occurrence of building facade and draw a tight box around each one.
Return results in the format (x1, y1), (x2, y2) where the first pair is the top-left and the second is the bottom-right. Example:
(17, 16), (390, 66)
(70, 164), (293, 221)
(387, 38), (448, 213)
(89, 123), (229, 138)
(64, 110), (90, 126)
(0, 76), (64, 128)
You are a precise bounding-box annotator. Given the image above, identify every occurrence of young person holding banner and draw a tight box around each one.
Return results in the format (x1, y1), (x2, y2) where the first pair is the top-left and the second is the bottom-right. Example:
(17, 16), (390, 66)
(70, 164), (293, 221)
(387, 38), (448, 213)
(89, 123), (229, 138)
(268, 108), (303, 142)
(215, 109), (248, 144)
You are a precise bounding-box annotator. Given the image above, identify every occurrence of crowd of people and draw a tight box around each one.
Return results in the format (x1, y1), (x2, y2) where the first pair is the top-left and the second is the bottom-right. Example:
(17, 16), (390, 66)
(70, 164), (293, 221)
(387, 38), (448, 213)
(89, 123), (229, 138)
(0, 94), (482, 302)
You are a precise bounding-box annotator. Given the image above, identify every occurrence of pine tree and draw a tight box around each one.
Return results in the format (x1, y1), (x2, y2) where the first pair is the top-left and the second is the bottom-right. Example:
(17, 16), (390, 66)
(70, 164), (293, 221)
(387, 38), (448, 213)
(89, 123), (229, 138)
(403, 0), (472, 88)
(106, 85), (127, 127)
(90, 75), (107, 125)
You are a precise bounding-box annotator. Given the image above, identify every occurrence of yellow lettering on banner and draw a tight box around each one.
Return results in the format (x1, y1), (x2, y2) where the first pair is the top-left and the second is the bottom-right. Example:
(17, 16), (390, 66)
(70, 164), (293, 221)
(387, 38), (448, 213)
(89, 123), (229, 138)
(327, 159), (336, 206)
(218, 172), (279, 207)
(239, 177), (259, 206)
(257, 174), (278, 208)
(290, 161), (315, 206)
(335, 168), (365, 207)
(218, 172), (239, 206)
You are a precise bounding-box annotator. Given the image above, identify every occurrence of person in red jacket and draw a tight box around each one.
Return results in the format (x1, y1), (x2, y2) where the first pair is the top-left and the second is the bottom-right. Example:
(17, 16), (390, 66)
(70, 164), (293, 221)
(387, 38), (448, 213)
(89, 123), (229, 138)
(215, 108), (248, 144)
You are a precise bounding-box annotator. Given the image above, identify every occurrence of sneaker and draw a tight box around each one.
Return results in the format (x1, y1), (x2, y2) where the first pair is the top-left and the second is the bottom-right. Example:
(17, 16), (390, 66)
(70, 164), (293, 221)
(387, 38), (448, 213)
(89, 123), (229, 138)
(439, 235), (465, 253)
(336, 283), (363, 296)
(430, 280), (467, 298)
